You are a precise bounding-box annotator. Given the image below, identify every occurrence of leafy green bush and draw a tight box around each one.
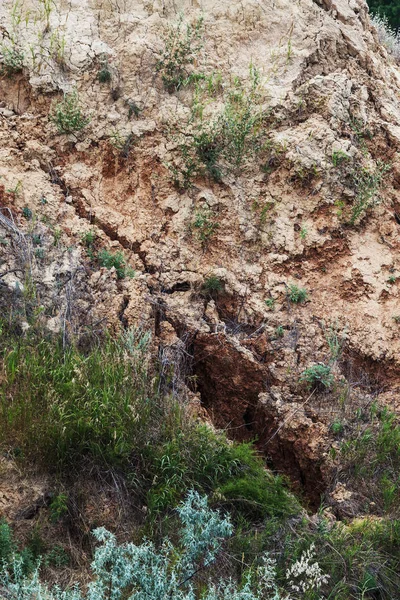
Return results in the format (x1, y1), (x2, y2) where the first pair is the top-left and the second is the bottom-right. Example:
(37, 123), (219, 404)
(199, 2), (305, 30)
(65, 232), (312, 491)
(144, 427), (297, 520)
(219, 473), (292, 520)
(350, 161), (390, 224)
(0, 44), (24, 76)
(331, 150), (350, 167)
(331, 420), (344, 435)
(49, 91), (90, 135)
(98, 249), (127, 279)
(49, 493), (69, 523)
(300, 364), (334, 390)
(192, 207), (219, 244)
(156, 16), (204, 92)
(218, 68), (263, 170)
(202, 275), (224, 296)
(287, 284), (308, 304)
(170, 66), (264, 187)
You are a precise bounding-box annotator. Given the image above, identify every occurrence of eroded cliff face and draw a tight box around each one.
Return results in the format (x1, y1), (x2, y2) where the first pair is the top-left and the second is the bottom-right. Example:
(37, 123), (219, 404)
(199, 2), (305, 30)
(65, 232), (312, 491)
(1, 0), (400, 511)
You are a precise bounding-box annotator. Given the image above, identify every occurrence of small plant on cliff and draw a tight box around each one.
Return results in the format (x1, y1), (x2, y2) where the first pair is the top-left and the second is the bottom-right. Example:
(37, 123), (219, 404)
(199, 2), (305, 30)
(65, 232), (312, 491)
(97, 55), (112, 83)
(169, 64), (265, 187)
(156, 15), (204, 92)
(0, 43), (24, 76)
(350, 161), (390, 224)
(202, 274), (224, 296)
(331, 149), (350, 167)
(81, 229), (96, 248)
(192, 207), (219, 245)
(300, 363), (333, 390)
(49, 492), (69, 523)
(218, 65), (264, 170)
(49, 90), (90, 135)
(287, 283), (308, 304)
(98, 249), (127, 279)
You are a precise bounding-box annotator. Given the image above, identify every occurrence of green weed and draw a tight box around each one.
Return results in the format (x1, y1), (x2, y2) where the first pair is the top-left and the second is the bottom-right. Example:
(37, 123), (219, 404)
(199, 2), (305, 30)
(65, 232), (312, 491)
(350, 161), (390, 224)
(50, 91), (90, 135)
(265, 297), (275, 310)
(98, 249), (127, 279)
(332, 150), (350, 167)
(300, 364), (333, 390)
(0, 44), (24, 76)
(287, 283), (308, 304)
(202, 275), (224, 296)
(191, 207), (219, 245)
(156, 16), (204, 92)
(97, 57), (112, 83)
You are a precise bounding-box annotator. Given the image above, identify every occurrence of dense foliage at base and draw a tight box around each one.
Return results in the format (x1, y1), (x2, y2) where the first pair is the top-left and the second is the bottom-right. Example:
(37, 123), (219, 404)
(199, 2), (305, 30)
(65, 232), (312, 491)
(0, 327), (400, 599)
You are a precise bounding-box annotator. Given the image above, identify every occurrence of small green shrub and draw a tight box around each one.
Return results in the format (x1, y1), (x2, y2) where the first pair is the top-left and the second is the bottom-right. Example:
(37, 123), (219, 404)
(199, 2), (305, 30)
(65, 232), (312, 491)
(50, 91), (90, 135)
(145, 427), (297, 519)
(127, 99), (141, 118)
(192, 207), (219, 244)
(49, 493), (69, 523)
(300, 364), (333, 389)
(22, 207), (32, 220)
(98, 249), (126, 279)
(218, 67), (263, 170)
(156, 16), (204, 92)
(170, 65), (264, 187)
(265, 297), (275, 310)
(299, 225), (307, 240)
(350, 161), (390, 224)
(44, 545), (70, 568)
(0, 520), (15, 566)
(331, 420), (344, 435)
(331, 150), (350, 167)
(97, 57), (112, 83)
(31, 234), (42, 246)
(81, 230), (96, 247)
(202, 275), (224, 296)
(0, 44), (24, 76)
(193, 127), (223, 182)
(287, 284), (308, 304)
